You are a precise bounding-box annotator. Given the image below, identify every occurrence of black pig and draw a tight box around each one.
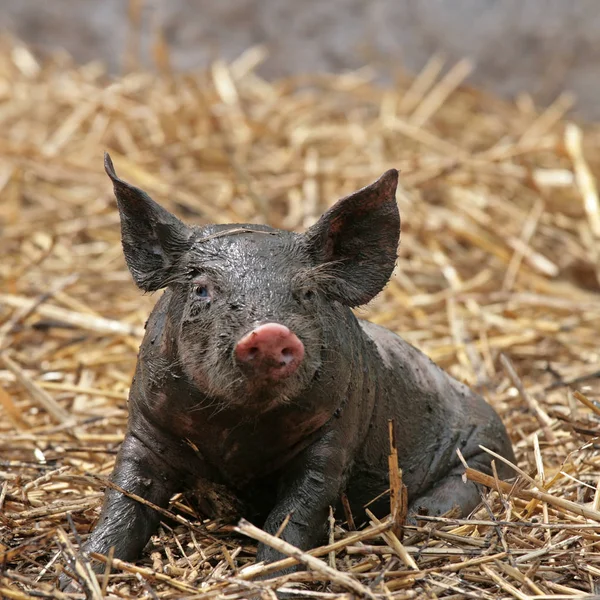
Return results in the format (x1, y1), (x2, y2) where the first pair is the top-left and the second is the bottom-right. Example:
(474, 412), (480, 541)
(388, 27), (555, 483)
(61, 154), (514, 586)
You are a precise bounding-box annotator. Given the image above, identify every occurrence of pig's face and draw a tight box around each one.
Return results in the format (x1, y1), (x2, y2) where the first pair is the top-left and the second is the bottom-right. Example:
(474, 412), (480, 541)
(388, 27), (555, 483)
(104, 153), (400, 407)
(171, 227), (329, 405)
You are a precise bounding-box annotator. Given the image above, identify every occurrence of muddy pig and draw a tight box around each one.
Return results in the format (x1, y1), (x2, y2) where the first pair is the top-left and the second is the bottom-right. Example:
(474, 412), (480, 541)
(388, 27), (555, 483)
(61, 154), (515, 587)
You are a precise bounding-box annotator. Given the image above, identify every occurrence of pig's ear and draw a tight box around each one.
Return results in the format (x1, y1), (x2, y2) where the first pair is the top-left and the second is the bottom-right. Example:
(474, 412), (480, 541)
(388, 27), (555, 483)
(104, 153), (192, 291)
(303, 169), (400, 307)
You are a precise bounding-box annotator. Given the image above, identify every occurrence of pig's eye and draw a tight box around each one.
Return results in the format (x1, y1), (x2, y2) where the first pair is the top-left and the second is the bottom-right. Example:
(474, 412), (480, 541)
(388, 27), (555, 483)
(303, 289), (315, 301)
(193, 285), (211, 301)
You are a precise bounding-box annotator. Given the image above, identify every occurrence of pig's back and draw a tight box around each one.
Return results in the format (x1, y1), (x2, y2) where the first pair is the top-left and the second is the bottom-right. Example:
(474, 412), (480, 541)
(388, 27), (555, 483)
(352, 319), (510, 500)
(358, 319), (477, 414)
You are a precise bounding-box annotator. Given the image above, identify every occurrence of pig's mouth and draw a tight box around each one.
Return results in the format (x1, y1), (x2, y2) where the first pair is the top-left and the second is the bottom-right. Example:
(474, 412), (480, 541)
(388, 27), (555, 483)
(180, 320), (318, 407)
(239, 355), (303, 381)
(223, 321), (321, 404)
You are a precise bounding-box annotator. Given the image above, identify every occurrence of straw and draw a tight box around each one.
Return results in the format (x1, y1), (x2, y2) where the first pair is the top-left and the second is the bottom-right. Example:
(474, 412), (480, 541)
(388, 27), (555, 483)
(1, 34), (600, 599)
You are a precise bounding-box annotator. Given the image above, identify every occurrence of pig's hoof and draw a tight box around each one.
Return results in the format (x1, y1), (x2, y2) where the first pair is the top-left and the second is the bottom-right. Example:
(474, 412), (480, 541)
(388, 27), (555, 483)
(57, 573), (78, 593)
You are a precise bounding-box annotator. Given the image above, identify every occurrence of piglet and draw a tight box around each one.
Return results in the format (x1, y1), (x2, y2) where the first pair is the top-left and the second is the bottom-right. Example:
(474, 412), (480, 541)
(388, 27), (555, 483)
(60, 154), (515, 587)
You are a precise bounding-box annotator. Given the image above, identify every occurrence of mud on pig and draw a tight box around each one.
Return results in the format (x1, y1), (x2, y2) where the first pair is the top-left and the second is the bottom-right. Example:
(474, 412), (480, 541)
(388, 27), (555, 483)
(60, 154), (515, 588)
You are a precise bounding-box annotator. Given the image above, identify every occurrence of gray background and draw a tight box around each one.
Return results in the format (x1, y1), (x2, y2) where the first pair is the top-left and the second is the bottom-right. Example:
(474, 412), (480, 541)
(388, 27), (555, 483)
(2, 0), (599, 119)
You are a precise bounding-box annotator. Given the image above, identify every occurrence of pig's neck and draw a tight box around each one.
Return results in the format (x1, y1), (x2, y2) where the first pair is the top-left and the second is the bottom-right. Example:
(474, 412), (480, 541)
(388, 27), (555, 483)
(131, 299), (366, 486)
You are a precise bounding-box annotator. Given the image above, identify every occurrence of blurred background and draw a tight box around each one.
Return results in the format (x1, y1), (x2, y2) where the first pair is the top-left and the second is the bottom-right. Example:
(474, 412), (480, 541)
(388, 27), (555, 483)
(2, 0), (600, 120)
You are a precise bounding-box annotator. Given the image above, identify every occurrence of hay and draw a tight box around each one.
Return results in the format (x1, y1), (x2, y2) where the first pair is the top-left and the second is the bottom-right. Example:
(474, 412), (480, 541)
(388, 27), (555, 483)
(1, 37), (600, 599)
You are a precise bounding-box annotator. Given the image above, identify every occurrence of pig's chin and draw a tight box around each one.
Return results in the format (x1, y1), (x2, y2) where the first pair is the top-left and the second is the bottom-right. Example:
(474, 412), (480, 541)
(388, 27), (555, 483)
(186, 351), (320, 408)
(219, 351), (317, 406)
(236, 372), (307, 406)
(222, 361), (319, 408)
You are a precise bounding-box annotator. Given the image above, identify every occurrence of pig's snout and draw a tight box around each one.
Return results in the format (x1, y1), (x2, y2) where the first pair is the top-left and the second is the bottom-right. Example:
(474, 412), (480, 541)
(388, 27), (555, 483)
(235, 323), (304, 379)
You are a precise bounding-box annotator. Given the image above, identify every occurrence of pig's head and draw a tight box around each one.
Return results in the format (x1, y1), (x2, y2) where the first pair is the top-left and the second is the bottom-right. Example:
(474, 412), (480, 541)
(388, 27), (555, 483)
(105, 154), (399, 407)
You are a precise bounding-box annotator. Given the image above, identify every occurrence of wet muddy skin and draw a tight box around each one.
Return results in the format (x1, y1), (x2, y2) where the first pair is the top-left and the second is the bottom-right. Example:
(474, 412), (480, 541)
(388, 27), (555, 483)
(60, 155), (515, 590)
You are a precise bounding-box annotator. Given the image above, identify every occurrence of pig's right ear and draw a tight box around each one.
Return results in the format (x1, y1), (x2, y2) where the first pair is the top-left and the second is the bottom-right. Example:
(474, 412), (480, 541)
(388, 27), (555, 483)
(104, 153), (192, 291)
(303, 170), (400, 307)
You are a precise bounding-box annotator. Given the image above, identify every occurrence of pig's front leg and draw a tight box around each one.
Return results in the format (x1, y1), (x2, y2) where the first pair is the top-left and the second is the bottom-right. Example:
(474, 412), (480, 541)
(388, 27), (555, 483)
(59, 431), (180, 588)
(256, 432), (346, 572)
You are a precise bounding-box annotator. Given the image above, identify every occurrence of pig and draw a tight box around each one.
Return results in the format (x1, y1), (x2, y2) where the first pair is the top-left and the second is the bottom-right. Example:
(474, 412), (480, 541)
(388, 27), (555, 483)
(60, 154), (515, 588)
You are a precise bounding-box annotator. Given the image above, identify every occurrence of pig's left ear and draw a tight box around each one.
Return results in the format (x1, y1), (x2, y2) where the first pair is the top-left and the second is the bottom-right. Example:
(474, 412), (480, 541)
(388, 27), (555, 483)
(104, 153), (193, 291)
(303, 169), (400, 307)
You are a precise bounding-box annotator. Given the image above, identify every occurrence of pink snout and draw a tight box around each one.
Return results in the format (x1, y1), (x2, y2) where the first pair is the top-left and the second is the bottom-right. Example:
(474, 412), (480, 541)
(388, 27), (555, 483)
(234, 323), (304, 380)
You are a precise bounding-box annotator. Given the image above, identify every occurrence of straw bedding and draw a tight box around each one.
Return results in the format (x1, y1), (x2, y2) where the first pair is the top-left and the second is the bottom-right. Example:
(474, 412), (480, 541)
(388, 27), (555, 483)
(1, 39), (600, 599)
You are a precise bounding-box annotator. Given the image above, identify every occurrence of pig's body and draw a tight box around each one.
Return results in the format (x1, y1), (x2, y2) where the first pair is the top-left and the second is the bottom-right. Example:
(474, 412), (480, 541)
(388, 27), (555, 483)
(60, 156), (515, 590)
(350, 320), (513, 514)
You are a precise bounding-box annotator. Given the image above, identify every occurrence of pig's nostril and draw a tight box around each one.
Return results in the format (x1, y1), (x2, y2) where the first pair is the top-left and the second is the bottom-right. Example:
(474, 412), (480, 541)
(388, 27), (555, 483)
(281, 348), (293, 365)
(247, 347), (259, 360)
